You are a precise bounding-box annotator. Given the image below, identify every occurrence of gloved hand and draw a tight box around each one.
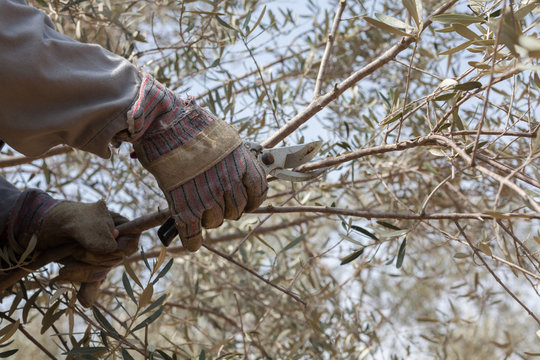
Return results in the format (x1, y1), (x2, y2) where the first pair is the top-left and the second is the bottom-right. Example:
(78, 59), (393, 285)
(53, 212), (139, 307)
(125, 73), (268, 251)
(6, 190), (139, 307)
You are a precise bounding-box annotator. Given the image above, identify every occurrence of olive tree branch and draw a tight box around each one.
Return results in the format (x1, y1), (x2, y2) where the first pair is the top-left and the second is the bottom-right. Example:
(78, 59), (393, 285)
(252, 206), (540, 220)
(262, 0), (458, 148)
(470, 1), (506, 166)
(0, 145), (72, 169)
(203, 244), (306, 307)
(313, 0), (346, 99)
(126, 215), (322, 262)
(297, 135), (438, 171)
(454, 220), (540, 326)
(0, 312), (57, 360)
(475, 153), (540, 191)
(431, 135), (540, 212)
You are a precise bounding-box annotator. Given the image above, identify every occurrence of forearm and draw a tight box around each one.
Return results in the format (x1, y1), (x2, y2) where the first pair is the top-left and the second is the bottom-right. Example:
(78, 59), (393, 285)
(0, 0), (140, 159)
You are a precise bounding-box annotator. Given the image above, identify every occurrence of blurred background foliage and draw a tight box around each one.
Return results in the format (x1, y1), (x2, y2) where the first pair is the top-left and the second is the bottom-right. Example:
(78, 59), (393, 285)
(0, 0), (539, 358)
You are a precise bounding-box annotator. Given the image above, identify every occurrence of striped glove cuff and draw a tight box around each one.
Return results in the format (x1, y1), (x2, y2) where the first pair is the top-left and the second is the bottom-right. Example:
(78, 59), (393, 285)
(7, 189), (60, 254)
(127, 73), (242, 191)
(127, 73), (216, 161)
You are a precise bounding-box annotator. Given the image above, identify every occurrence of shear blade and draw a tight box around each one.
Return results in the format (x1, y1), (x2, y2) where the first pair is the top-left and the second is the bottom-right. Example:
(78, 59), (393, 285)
(282, 140), (323, 169)
(272, 168), (324, 182)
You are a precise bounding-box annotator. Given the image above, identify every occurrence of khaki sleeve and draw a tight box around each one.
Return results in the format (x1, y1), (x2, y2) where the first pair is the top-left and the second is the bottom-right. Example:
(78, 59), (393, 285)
(0, 0), (140, 159)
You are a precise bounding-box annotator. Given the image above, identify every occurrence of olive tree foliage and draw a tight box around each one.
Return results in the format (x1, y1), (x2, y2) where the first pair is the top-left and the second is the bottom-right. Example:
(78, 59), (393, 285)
(0, 0), (539, 358)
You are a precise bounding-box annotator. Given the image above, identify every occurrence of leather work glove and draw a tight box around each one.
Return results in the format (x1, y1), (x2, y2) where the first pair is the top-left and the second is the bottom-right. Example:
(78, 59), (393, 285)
(5, 189), (139, 307)
(54, 212), (139, 307)
(124, 73), (268, 251)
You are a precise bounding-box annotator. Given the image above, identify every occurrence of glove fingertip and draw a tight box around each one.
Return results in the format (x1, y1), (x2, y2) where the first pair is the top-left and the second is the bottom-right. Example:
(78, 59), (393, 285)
(175, 218), (203, 252)
(181, 234), (203, 252)
(241, 147), (268, 212)
(77, 281), (102, 308)
(244, 186), (268, 212)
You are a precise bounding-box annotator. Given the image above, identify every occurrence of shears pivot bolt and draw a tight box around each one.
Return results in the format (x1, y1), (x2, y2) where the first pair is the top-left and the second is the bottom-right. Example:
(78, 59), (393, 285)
(261, 152), (274, 165)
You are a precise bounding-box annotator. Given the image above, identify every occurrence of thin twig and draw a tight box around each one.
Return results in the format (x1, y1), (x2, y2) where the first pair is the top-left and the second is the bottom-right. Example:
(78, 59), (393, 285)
(470, 2), (506, 166)
(494, 152), (538, 208)
(448, 130), (537, 138)
(252, 255), (314, 332)
(233, 293), (248, 356)
(420, 172), (461, 214)
(454, 221), (540, 326)
(164, 301), (240, 329)
(396, 40), (418, 142)
(203, 244), (306, 307)
(313, 0), (346, 98)
(476, 153), (540, 190)
(0, 312), (57, 360)
(497, 220), (540, 270)
(432, 135), (540, 212)
(432, 68), (522, 132)
(0, 145), (73, 168)
(392, 58), (444, 81)
(297, 135), (438, 171)
(241, 36), (280, 127)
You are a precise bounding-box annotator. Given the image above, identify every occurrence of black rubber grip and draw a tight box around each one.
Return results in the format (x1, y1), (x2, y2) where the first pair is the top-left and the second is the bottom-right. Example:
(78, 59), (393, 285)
(157, 217), (178, 246)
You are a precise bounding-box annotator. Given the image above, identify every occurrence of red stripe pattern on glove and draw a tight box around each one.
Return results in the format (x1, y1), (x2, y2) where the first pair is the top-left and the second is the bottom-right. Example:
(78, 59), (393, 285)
(168, 144), (267, 251)
(128, 73), (268, 251)
(7, 189), (59, 254)
(128, 74), (215, 161)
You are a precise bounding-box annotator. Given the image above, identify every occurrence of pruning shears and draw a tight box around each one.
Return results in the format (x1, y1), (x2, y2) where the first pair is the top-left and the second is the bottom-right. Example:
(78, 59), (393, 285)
(157, 140), (324, 246)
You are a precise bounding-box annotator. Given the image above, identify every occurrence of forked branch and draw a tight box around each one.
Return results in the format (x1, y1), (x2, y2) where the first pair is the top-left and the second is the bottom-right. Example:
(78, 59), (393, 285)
(262, 0), (459, 148)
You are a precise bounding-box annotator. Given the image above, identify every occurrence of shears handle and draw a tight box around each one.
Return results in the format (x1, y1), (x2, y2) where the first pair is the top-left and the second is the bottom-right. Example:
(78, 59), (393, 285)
(157, 217), (177, 246)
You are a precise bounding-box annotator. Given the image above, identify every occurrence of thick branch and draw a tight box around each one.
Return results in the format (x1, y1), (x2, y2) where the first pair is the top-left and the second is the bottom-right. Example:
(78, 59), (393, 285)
(116, 208), (170, 235)
(262, 0), (458, 148)
(127, 215), (322, 262)
(297, 135), (438, 171)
